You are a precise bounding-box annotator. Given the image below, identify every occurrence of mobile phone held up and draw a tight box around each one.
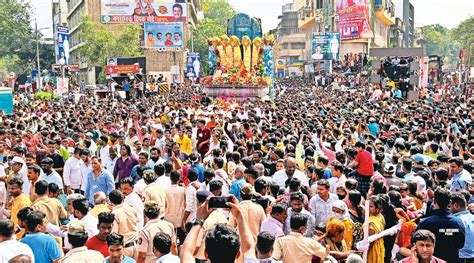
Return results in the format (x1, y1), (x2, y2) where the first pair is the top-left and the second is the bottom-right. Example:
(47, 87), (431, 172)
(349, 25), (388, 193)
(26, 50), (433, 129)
(208, 196), (232, 209)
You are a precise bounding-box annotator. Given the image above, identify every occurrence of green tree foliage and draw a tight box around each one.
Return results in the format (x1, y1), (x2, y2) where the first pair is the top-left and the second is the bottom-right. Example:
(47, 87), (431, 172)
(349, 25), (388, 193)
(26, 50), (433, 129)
(77, 16), (143, 82)
(190, 0), (236, 74)
(421, 16), (474, 68)
(0, 0), (54, 76)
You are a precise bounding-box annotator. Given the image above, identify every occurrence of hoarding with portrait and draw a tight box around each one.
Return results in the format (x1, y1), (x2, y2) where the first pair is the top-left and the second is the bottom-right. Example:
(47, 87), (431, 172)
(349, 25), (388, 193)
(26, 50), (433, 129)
(336, 0), (373, 40)
(101, 0), (187, 23)
(311, 33), (340, 61)
(143, 22), (184, 48)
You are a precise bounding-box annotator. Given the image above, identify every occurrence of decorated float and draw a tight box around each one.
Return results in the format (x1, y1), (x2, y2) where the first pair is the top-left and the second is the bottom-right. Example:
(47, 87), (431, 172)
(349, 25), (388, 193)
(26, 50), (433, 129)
(200, 13), (275, 98)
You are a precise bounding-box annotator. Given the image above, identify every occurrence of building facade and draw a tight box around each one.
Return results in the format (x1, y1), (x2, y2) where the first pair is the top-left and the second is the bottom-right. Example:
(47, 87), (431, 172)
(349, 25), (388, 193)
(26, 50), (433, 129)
(64, 0), (200, 84)
(276, 2), (306, 63)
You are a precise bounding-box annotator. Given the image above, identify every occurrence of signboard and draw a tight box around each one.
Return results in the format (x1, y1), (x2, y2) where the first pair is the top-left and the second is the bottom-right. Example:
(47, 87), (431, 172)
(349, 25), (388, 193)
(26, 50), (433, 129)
(106, 57), (147, 75)
(186, 53), (201, 78)
(105, 65), (140, 74)
(143, 22), (183, 48)
(101, 0), (187, 23)
(311, 33), (340, 61)
(56, 26), (70, 64)
(227, 13), (262, 41)
(68, 64), (80, 72)
(336, 0), (373, 40)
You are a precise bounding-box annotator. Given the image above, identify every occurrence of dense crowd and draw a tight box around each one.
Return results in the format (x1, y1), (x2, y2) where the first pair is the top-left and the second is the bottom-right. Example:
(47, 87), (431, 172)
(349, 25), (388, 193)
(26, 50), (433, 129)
(0, 73), (472, 263)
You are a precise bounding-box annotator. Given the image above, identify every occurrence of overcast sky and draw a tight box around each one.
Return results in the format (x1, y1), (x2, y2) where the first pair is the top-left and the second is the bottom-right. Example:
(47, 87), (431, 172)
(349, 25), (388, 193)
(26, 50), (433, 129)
(33, 0), (473, 38)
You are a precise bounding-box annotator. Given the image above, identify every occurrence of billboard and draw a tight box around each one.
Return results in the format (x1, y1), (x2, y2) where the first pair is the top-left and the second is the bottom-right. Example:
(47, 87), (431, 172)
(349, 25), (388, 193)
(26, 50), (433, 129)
(143, 22), (183, 48)
(185, 53), (201, 78)
(101, 0), (187, 23)
(56, 26), (70, 64)
(336, 0), (373, 40)
(311, 33), (340, 61)
(105, 65), (140, 74)
(106, 57), (147, 75)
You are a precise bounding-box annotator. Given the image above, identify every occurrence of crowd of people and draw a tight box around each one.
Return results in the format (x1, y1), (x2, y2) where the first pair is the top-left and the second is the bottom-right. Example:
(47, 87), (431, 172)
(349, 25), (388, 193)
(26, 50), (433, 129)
(0, 71), (472, 263)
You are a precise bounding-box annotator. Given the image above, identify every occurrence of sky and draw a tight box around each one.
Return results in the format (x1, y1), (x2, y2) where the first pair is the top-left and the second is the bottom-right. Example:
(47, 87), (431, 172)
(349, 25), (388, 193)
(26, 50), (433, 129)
(32, 0), (473, 38)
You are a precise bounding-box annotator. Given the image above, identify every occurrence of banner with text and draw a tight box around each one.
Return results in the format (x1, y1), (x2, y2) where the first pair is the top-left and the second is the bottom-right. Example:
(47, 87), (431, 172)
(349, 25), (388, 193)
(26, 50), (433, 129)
(101, 0), (187, 23)
(105, 65), (140, 75)
(336, 0), (373, 40)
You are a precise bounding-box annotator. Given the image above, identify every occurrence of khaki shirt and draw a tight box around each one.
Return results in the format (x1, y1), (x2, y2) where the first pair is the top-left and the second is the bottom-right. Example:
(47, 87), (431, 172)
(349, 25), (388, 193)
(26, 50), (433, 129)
(29, 179), (39, 203)
(229, 200), (266, 241)
(143, 182), (167, 219)
(164, 185), (186, 228)
(89, 204), (110, 218)
(59, 246), (105, 263)
(194, 210), (228, 260)
(273, 232), (328, 263)
(31, 196), (67, 226)
(112, 203), (138, 244)
(137, 218), (176, 263)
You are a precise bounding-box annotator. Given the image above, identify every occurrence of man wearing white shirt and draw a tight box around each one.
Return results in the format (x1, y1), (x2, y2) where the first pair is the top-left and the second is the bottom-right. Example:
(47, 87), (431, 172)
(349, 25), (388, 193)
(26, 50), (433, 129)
(72, 197), (99, 238)
(120, 177), (144, 230)
(272, 158), (309, 189)
(104, 147), (119, 176)
(309, 179), (338, 225)
(154, 130), (166, 152)
(39, 158), (64, 191)
(0, 219), (35, 262)
(64, 147), (85, 194)
(98, 136), (111, 164)
(327, 161), (347, 193)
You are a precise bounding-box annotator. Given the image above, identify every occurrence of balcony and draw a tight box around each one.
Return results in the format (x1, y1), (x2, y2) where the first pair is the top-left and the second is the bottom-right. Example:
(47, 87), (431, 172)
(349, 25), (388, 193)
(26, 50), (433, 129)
(374, 0), (395, 25)
(298, 6), (317, 29)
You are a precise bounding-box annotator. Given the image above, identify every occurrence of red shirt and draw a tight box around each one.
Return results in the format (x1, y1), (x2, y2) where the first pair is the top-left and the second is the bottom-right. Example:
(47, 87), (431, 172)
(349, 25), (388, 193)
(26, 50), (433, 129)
(85, 236), (109, 257)
(355, 150), (374, 176)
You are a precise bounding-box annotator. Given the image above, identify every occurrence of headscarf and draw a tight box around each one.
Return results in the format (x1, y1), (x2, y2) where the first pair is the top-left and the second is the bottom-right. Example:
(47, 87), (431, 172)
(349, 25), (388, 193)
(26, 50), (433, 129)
(332, 200), (350, 221)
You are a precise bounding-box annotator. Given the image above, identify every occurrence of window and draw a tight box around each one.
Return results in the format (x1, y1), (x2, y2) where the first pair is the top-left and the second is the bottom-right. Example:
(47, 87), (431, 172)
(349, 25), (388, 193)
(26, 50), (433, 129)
(316, 0), (323, 9)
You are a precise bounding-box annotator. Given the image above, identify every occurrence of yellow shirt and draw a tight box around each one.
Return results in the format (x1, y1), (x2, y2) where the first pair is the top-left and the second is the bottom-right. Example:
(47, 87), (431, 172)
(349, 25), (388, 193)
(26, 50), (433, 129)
(175, 135), (193, 155)
(10, 194), (31, 240)
(366, 215), (385, 263)
(89, 203), (110, 218)
(10, 194), (31, 226)
(273, 232), (328, 262)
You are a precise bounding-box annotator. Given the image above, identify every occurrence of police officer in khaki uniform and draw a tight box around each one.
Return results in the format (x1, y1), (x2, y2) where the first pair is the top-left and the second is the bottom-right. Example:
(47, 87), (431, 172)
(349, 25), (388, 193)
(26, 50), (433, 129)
(109, 189), (138, 259)
(59, 221), (105, 263)
(142, 170), (167, 219)
(136, 201), (177, 263)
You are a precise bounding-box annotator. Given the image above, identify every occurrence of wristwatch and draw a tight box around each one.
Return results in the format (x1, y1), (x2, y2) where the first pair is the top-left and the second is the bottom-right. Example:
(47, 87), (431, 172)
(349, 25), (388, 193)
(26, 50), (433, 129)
(190, 218), (204, 227)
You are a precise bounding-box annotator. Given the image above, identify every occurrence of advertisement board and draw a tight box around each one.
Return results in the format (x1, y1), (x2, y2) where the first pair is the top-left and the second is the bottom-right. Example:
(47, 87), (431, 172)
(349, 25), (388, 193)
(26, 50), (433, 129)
(311, 33), (340, 61)
(106, 57), (147, 74)
(56, 26), (70, 64)
(101, 0), (187, 23)
(105, 65), (140, 75)
(143, 22), (183, 48)
(186, 53), (201, 78)
(336, 0), (373, 40)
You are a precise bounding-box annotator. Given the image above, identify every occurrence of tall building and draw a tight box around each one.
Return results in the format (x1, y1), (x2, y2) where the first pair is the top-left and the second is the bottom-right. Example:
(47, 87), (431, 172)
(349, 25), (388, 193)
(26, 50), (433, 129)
(372, 0), (396, 48)
(295, 0), (337, 62)
(402, 0), (415, 47)
(276, 2), (306, 63)
(65, 0), (201, 84)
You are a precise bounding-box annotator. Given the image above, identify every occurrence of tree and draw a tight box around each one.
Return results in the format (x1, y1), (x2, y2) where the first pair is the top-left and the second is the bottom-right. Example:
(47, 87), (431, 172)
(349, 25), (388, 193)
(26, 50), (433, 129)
(189, 0), (236, 74)
(0, 0), (32, 56)
(77, 16), (143, 82)
(450, 16), (474, 66)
